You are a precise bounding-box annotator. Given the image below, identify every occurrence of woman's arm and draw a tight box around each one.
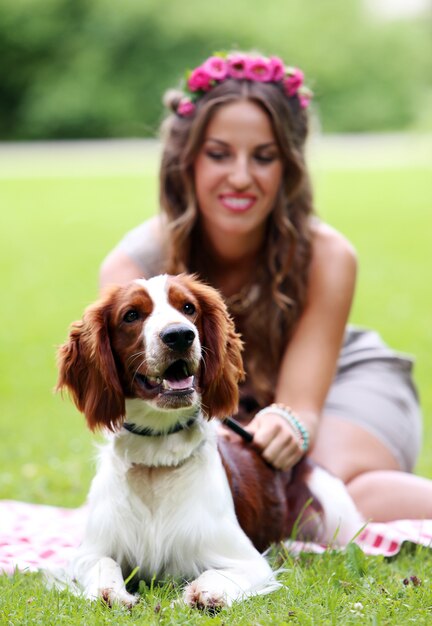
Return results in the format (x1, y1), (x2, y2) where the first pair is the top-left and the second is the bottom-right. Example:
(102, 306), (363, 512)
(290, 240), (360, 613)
(100, 250), (145, 289)
(99, 216), (165, 289)
(247, 221), (358, 470)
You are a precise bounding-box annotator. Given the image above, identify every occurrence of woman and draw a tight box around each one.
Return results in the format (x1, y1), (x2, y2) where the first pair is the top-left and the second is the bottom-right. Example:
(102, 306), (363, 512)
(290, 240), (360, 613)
(100, 52), (431, 520)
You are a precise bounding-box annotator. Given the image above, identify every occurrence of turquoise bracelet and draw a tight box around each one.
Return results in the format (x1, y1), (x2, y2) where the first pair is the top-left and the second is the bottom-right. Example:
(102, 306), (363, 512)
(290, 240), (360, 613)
(256, 403), (310, 453)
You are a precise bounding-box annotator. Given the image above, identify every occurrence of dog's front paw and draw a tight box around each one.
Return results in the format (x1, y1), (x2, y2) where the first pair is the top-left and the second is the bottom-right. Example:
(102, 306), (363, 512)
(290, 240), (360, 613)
(91, 586), (139, 610)
(83, 557), (139, 609)
(184, 579), (227, 611)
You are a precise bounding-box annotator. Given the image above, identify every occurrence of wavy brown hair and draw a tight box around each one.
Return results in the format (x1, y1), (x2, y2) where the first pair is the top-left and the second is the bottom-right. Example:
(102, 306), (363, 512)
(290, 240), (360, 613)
(159, 76), (314, 411)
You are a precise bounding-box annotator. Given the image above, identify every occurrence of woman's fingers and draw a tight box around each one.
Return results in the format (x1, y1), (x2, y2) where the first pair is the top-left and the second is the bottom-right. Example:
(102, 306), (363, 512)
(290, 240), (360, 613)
(246, 412), (304, 470)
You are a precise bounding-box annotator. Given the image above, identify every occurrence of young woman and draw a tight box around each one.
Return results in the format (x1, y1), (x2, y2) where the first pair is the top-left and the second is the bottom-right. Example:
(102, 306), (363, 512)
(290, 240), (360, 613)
(100, 52), (431, 521)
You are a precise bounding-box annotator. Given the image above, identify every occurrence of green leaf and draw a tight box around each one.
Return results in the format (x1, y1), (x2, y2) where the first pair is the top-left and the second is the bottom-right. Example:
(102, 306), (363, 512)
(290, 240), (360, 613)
(346, 542), (367, 578)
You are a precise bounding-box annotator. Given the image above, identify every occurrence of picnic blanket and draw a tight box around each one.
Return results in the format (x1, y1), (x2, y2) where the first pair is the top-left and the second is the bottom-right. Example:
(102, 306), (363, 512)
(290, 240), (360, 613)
(1, 500), (432, 575)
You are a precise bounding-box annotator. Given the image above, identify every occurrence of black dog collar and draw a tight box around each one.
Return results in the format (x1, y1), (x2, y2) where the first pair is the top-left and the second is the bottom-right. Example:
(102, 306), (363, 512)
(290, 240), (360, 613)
(123, 416), (198, 437)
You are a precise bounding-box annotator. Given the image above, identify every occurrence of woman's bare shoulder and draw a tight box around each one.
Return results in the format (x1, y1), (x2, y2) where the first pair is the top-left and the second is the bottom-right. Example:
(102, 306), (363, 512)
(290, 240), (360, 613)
(310, 219), (356, 260)
(307, 219), (357, 295)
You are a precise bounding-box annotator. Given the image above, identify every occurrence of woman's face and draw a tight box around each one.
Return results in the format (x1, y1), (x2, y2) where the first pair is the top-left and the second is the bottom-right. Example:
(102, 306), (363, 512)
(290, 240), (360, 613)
(193, 99), (283, 243)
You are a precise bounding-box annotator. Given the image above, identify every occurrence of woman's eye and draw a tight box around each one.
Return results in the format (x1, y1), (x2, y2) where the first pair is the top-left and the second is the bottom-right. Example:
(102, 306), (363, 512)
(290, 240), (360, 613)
(183, 302), (196, 315)
(255, 153), (277, 164)
(123, 310), (140, 323)
(206, 151), (228, 161)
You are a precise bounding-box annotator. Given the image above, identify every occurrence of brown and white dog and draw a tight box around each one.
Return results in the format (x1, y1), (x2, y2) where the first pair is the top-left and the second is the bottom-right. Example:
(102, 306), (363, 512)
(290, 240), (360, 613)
(57, 274), (362, 609)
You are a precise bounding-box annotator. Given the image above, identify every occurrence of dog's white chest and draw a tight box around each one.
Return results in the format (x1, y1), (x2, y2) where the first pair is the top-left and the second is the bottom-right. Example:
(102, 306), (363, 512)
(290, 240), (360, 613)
(126, 463), (178, 512)
(92, 438), (238, 580)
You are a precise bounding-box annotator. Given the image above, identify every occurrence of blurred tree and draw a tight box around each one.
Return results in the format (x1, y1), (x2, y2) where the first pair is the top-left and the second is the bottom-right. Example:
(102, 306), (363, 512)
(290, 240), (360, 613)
(0, 0), (430, 138)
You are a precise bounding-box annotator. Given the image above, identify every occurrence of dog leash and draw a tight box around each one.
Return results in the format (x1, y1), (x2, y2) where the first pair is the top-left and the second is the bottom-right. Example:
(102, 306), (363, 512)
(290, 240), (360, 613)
(224, 417), (253, 443)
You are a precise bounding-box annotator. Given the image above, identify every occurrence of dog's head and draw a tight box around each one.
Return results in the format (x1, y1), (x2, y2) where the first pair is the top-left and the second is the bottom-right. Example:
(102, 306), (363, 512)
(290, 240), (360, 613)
(57, 274), (244, 431)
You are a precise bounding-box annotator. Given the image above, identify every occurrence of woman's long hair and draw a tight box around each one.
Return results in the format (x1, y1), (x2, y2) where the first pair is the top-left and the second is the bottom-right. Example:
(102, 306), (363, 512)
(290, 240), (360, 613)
(159, 78), (314, 409)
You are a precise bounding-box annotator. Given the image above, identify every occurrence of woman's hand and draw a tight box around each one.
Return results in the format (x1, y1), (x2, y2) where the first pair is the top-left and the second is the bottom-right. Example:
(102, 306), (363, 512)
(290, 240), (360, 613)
(246, 411), (305, 471)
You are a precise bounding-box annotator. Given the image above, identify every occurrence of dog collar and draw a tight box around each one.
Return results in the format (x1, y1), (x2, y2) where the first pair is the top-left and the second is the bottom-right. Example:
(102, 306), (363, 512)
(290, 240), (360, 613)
(123, 416), (198, 437)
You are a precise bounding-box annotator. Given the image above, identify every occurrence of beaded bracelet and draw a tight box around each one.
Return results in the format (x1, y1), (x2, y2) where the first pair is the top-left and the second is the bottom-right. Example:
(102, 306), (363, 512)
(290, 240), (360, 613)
(256, 403), (310, 453)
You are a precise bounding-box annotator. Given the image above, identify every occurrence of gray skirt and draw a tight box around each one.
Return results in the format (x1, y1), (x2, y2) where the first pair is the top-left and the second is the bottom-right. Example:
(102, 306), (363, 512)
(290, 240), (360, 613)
(324, 326), (422, 472)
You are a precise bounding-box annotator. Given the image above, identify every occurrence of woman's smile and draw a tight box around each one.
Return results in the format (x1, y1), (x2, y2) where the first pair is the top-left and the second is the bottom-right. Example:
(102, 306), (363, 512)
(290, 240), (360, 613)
(218, 193), (257, 212)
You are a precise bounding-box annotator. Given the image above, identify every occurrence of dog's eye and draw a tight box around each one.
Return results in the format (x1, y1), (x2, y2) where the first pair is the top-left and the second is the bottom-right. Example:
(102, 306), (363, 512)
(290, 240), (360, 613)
(182, 302), (196, 316)
(123, 310), (140, 323)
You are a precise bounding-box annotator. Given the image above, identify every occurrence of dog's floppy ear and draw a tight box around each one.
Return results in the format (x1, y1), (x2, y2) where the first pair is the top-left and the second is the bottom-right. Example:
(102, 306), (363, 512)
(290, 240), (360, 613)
(179, 275), (245, 419)
(56, 288), (125, 431)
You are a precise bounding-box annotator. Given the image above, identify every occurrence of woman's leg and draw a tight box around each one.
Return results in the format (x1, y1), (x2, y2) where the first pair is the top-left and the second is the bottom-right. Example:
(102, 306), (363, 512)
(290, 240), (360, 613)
(310, 415), (432, 521)
(347, 471), (432, 521)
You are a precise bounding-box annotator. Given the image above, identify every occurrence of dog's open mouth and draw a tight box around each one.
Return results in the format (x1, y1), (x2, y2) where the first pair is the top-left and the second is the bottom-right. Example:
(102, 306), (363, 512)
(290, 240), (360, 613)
(137, 360), (195, 395)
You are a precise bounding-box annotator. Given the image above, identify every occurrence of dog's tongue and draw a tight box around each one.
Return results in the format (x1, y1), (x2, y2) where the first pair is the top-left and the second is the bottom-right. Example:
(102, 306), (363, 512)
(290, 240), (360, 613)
(163, 375), (194, 391)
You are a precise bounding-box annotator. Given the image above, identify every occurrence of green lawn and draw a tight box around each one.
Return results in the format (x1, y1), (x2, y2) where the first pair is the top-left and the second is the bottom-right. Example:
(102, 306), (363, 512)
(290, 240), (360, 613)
(0, 139), (431, 624)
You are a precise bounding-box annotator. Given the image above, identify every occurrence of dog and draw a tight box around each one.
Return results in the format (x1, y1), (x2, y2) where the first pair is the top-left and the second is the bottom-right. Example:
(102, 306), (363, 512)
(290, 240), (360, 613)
(57, 274), (362, 609)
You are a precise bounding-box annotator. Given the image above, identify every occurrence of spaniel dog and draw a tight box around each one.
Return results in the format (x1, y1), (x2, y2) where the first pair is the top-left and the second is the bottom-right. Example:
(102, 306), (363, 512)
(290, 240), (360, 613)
(57, 274), (362, 609)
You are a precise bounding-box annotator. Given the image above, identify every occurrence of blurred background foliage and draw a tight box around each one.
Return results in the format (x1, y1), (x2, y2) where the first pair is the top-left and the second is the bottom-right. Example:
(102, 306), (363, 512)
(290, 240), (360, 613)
(0, 0), (431, 139)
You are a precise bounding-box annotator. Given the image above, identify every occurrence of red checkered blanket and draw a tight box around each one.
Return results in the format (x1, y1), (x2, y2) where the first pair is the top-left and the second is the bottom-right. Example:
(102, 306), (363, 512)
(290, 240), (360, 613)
(1, 500), (431, 575)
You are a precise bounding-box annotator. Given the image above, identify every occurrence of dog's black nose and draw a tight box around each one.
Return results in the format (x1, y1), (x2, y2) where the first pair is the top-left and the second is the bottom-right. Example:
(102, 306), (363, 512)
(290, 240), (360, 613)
(160, 325), (196, 352)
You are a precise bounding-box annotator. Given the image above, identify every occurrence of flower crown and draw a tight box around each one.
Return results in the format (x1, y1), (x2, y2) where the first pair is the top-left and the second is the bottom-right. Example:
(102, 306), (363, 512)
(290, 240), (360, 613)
(175, 52), (313, 118)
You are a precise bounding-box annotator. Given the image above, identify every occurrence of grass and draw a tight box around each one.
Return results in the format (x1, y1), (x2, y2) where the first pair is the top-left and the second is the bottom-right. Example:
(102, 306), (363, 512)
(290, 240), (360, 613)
(1, 546), (432, 624)
(0, 138), (431, 623)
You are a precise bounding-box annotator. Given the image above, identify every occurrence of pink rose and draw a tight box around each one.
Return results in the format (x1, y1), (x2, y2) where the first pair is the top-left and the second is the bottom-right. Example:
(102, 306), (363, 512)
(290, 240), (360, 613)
(269, 56), (285, 82)
(227, 53), (249, 79)
(177, 98), (196, 117)
(283, 68), (304, 96)
(245, 57), (273, 82)
(187, 67), (212, 92)
(298, 88), (312, 109)
(202, 56), (228, 81)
